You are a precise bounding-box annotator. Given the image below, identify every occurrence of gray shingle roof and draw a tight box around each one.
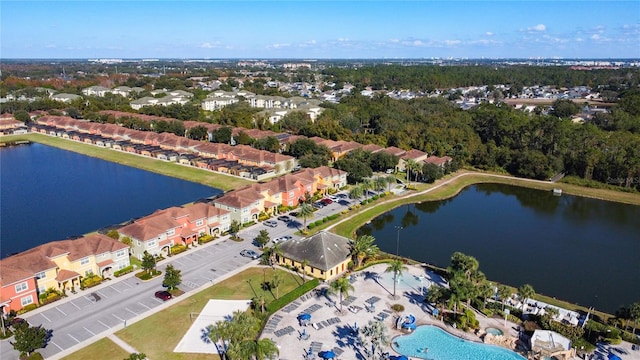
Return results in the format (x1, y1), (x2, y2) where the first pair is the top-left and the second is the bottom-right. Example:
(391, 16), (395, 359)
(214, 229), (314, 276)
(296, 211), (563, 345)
(279, 231), (351, 271)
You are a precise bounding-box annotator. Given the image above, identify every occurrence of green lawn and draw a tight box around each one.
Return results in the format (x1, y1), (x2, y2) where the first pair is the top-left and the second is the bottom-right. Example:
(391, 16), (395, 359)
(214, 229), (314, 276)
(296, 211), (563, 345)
(61, 338), (130, 360)
(1, 133), (252, 191)
(62, 267), (305, 360)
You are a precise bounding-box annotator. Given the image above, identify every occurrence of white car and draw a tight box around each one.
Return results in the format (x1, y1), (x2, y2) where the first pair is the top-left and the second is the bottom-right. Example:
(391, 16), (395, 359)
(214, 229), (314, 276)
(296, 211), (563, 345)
(273, 235), (293, 244)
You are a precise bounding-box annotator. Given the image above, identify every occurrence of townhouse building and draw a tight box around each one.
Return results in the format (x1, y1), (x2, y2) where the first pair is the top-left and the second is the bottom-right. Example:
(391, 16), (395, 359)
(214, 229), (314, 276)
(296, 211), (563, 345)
(0, 234), (130, 313)
(118, 203), (230, 259)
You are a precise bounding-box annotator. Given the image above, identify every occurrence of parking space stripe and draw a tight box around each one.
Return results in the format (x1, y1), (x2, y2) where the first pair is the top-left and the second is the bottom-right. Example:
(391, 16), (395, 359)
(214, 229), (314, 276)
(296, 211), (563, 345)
(41, 313), (51, 322)
(110, 285), (121, 293)
(98, 320), (110, 329)
(83, 326), (96, 336)
(69, 301), (81, 310)
(113, 313), (124, 322)
(57, 307), (67, 316)
(68, 334), (80, 343)
(125, 308), (136, 315)
(50, 341), (63, 351)
(138, 302), (150, 310)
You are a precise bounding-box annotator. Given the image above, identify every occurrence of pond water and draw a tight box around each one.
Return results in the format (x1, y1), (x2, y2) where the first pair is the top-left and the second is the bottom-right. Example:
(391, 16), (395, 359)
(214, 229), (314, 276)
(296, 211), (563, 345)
(0, 143), (221, 257)
(357, 183), (640, 313)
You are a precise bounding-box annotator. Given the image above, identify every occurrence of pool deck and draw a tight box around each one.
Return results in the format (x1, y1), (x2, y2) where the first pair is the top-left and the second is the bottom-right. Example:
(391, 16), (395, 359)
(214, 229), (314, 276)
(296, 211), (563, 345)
(260, 263), (530, 360)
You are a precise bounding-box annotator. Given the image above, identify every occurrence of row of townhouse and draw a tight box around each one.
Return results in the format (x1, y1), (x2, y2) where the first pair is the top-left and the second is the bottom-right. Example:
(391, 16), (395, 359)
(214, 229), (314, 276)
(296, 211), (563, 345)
(117, 165), (347, 260)
(0, 234), (129, 314)
(213, 166), (348, 224)
(99, 111), (436, 170)
(118, 202), (231, 260)
(30, 116), (297, 180)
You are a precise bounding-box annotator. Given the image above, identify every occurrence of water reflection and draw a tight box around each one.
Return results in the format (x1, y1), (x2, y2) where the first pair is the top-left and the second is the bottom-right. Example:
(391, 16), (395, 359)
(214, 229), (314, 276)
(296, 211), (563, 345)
(357, 183), (640, 313)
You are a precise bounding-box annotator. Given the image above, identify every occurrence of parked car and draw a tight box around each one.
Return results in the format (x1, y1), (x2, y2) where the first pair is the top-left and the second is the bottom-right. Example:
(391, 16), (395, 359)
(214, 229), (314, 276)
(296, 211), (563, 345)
(263, 220), (278, 227)
(273, 235), (293, 244)
(386, 168), (394, 174)
(320, 198), (333, 205)
(289, 211), (299, 217)
(336, 193), (348, 199)
(155, 290), (172, 301)
(277, 215), (291, 222)
(240, 249), (260, 259)
(313, 202), (325, 209)
(338, 199), (351, 206)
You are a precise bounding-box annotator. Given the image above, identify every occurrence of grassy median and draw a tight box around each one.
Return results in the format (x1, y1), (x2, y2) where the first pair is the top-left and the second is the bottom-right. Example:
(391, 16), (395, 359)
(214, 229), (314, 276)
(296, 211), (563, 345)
(1, 133), (252, 191)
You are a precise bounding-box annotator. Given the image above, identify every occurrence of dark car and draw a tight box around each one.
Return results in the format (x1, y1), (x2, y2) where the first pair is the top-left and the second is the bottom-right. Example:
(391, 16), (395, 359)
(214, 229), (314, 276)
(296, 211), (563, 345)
(277, 215), (291, 222)
(313, 202), (325, 209)
(240, 249), (260, 259)
(155, 290), (172, 301)
(289, 211), (299, 217)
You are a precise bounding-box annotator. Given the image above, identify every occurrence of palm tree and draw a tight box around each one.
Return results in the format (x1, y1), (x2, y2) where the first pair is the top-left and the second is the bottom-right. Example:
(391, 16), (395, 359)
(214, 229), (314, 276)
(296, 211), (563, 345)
(385, 259), (407, 298)
(271, 272), (283, 299)
(385, 175), (395, 193)
(374, 176), (386, 192)
(629, 302), (640, 334)
(361, 178), (373, 200)
(518, 284), (535, 312)
(297, 203), (314, 232)
(261, 244), (282, 266)
(349, 185), (363, 201)
(358, 319), (390, 360)
(497, 284), (512, 311)
(243, 338), (279, 360)
(329, 276), (354, 313)
(252, 293), (267, 313)
(207, 319), (232, 359)
(405, 159), (420, 185)
(349, 235), (379, 268)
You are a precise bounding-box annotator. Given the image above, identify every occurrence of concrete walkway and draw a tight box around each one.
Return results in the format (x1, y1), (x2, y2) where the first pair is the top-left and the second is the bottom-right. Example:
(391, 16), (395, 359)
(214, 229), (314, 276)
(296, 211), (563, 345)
(107, 334), (142, 357)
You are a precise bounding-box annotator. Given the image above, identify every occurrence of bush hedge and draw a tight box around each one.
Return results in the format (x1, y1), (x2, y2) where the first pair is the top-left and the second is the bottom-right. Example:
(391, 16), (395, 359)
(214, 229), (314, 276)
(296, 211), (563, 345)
(80, 275), (102, 290)
(114, 265), (134, 277)
(266, 279), (320, 314)
(17, 304), (38, 315)
(170, 244), (187, 255)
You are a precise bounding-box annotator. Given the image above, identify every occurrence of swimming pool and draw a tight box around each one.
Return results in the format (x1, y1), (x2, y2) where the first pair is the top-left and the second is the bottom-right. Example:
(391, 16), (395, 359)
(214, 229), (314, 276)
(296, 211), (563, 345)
(392, 325), (526, 360)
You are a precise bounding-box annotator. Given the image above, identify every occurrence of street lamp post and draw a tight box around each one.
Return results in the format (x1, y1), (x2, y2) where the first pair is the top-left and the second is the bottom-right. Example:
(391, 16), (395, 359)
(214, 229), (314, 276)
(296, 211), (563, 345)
(395, 226), (403, 256)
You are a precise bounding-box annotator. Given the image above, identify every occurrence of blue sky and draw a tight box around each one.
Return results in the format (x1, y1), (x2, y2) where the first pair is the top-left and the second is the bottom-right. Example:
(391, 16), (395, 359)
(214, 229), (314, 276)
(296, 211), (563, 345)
(2, 1), (639, 59)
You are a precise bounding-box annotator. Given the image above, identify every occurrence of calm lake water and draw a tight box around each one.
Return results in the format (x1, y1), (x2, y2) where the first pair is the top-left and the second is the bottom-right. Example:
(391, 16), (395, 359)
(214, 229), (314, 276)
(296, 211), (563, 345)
(357, 183), (640, 313)
(0, 143), (221, 258)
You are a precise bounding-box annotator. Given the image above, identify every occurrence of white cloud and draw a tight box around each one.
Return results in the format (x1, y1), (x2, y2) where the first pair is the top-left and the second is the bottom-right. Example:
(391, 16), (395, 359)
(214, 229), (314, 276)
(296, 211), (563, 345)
(200, 42), (221, 49)
(591, 34), (601, 40)
(45, 44), (57, 48)
(486, 32), (494, 36)
(529, 24), (546, 32)
(443, 39), (461, 46)
(267, 43), (291, 49)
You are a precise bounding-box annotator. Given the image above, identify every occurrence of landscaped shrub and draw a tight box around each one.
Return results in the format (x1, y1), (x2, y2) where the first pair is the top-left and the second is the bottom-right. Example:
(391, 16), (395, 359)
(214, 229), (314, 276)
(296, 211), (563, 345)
(80, 275), (102, 290)
(371, 195), (379, 201)
(114, 265), (134, 277)
(39, 288), (64, 305)
(136, 269), (161, 280)
(170, 244), (187, 255)
(17, 304), (38, 315)
(322, 217), (328, 223)
(391, 304), (405, 312)
(308, 223), (316, 229)
(327, 214), (340, 220)
(242, 221), (256, 227)
(198, 234), (215, 244)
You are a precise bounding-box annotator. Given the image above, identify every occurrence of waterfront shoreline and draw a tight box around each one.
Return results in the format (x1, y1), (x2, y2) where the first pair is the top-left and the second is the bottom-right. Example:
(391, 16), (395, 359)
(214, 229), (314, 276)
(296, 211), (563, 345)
(4, 133), (638, 319)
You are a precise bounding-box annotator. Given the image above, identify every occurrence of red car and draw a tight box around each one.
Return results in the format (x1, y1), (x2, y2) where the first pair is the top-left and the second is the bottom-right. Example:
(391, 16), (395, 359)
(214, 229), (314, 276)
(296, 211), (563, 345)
(155, 290), (172, 301)
(320, 198), (333, 205)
